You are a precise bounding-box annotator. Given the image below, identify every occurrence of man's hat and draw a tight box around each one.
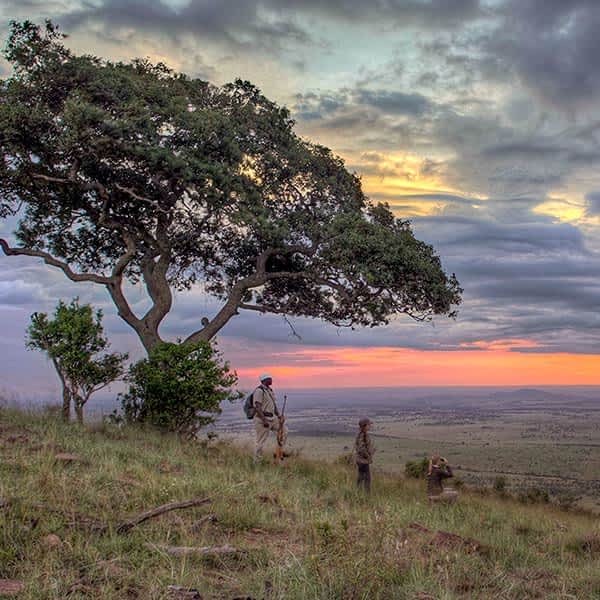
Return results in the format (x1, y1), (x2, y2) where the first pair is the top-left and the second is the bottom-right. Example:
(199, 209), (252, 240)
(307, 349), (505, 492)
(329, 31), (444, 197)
(358, 417), (371, 427)
(259, 373), (273, 382)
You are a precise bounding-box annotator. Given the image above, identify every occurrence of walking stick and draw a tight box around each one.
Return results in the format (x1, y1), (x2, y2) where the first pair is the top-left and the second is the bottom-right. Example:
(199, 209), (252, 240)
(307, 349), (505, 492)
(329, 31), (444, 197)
(274, 395), (287, 463)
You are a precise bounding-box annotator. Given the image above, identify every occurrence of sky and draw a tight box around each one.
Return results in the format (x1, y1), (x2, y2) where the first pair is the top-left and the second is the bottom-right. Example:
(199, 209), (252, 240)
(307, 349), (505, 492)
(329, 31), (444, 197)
(1, 0), (600, 396)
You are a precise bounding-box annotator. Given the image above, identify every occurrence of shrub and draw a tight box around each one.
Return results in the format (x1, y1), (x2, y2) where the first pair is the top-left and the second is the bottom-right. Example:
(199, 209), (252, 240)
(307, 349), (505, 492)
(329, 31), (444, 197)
(334, 453), (354, 466)
(557, 492), (581, 511)
(119, 341), (240, 436)
(494, 476), (507, 494)
(518, 487), (550, 504)
(404, 457), (429, 478)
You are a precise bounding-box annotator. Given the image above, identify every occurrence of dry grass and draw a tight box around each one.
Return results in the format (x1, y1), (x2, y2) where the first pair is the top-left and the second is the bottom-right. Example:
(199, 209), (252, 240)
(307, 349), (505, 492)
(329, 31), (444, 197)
(1, 409), (600, 599)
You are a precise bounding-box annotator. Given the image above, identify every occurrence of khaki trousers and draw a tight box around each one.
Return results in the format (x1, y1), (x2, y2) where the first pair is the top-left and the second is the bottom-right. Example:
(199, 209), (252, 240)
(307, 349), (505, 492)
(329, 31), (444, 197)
(254, 418), (287, 462)
(254, 417), (278, 462)
(429, 489), (459, 504)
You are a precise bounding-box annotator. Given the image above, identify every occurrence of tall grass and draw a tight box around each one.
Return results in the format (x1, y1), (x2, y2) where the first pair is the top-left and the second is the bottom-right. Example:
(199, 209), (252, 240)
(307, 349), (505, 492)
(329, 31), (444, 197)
(1, 409), (600, 599)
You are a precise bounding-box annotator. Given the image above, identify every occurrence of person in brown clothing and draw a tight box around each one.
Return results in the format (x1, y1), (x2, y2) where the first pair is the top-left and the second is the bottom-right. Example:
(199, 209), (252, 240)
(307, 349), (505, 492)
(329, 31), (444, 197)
(354, 417), (375, 493)
(253, 374), (287, 464)
(427, 454), (457, 502)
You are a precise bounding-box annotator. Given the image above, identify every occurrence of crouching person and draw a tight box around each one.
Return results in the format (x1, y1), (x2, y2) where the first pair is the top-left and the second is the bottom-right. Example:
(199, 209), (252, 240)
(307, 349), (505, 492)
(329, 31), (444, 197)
(354, 417), (375, 494)
(427, 454), (458, 503)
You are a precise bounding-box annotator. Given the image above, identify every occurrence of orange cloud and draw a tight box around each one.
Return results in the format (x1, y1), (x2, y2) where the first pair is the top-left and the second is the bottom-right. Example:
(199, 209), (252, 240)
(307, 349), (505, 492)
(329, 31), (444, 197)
(458, 339), (542, 351)
(236, 344), (600, 388)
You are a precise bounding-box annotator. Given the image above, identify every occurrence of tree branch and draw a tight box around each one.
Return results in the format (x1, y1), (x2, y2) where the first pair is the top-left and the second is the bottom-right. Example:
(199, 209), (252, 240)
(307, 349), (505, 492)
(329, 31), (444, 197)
(0, 239), (111, 284)
(112, 232), (138, 279)
(115, 183), (170, 214)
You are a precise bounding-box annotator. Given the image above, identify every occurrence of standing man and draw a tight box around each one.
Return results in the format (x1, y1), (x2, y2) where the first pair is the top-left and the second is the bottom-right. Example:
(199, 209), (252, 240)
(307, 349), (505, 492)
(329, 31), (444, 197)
(354, 417), (375, 494)
(253, 373), (287, 463)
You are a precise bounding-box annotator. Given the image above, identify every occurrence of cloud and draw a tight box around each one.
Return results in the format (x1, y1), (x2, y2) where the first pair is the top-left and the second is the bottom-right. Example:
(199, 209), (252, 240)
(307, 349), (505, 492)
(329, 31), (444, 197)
(11, 0), (484, 39)
(0, 280), (47, 306)
(585, 191), (600, 216)
(61, 0), (312, 51)
(481, 0), (600, 111)
(294, 88), (433, 123)
(355, 90), (431, 116)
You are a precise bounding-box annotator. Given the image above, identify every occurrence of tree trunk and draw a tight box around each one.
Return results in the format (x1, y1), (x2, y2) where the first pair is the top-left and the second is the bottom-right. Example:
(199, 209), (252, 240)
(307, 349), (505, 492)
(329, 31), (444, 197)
(51, 358), (70, 422)
(106, 258), (171, 355)
(74, 397), (84, 424)
(62, 387), (71, 422)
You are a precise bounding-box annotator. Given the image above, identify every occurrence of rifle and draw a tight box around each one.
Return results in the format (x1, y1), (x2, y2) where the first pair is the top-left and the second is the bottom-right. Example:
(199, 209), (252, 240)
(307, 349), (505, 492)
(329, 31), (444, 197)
(274, 394), (287, 463)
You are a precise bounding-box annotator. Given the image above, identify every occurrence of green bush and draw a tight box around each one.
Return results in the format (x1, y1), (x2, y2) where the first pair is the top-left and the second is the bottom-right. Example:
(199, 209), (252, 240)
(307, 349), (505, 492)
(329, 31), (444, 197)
(404, 457), (429, 478)
(518, 486), (550, 504)
(493, 476), (507, 494)
(557, 492), (580, 511)
(119, 341), (240, 436)
(334, 453), (354, 466)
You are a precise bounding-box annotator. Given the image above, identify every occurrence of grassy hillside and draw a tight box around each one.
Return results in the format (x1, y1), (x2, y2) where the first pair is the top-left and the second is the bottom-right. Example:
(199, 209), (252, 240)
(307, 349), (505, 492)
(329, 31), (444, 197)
(1, 409), (600, 599)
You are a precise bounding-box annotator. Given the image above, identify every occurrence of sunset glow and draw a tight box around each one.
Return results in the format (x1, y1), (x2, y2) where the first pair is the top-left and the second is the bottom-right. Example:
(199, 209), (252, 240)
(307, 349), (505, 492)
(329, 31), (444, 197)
(236, 345), (600, 389)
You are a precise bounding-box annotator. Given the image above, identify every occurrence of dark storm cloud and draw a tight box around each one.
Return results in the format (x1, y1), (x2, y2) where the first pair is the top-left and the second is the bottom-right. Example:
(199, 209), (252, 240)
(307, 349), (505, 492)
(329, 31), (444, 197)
(471, 278), (600, 313)
(23, 0), (484, 39)
(402, 203), (600, 354)
(276, 0), (483, 27)
(482, 141), (566, 159)
(482, 0), (600, 110)
(294, 88), (432, 122)
(416, 216), (589, 254)
(355, 90), (432, 116)
(60, 0), (312, 51)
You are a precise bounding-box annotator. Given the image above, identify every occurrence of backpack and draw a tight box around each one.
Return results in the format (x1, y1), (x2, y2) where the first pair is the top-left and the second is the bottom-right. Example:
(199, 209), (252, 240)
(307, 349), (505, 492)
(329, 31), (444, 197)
(243, 387), (260, 420)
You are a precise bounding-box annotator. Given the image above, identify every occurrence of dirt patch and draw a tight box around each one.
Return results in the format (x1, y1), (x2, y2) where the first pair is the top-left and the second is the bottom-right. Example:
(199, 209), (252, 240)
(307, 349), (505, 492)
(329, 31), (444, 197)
(3, 434), (30, 446)
(159, 460), (184, 474)
(407, 522), (489, 556)
(239, 527), (304, 557)
(55, 452), (86, 463)
(0, 580), (25, 596)
(257, 493), (279, 505)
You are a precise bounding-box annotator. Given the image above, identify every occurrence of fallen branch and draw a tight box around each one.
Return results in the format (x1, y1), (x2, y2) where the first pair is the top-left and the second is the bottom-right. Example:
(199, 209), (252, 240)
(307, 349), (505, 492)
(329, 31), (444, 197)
(117, 496), (211, 534)
(146, 543), (242, 557)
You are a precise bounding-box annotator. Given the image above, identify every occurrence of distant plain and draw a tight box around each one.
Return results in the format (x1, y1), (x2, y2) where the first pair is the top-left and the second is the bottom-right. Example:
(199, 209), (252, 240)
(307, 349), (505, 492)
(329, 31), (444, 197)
(219, 386), (600, 511)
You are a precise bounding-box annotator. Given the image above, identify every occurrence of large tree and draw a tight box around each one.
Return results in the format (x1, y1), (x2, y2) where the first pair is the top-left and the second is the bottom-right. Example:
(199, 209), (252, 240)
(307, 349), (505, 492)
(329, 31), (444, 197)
(0, 22), (461, 353)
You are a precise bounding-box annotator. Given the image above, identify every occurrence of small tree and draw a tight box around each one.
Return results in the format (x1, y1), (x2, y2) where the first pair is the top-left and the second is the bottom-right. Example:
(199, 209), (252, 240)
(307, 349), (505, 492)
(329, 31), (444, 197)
(119, 341), (240, 437)
(27, 298), (127, 422)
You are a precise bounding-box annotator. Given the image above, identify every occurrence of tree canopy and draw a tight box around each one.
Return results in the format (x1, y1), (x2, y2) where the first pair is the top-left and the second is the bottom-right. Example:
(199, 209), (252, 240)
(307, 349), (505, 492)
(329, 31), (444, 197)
(1, 21), (461, 353)
(27, 298), (127, 422)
